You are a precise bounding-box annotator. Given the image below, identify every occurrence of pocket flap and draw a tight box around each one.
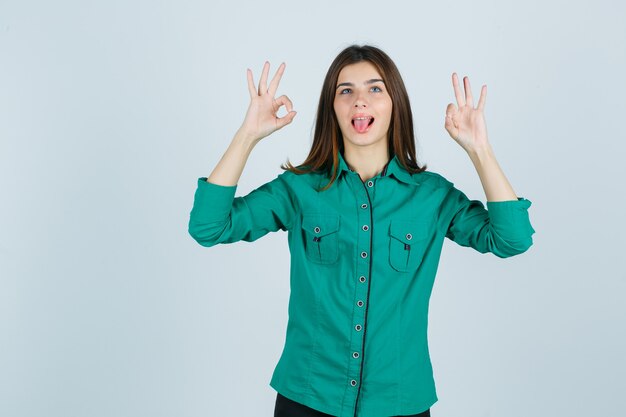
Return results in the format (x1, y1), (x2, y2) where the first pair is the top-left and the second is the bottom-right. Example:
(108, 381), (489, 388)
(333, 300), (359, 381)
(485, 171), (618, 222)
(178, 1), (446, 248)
(389, 220), (430, 244)
(302, 214), (340, 238)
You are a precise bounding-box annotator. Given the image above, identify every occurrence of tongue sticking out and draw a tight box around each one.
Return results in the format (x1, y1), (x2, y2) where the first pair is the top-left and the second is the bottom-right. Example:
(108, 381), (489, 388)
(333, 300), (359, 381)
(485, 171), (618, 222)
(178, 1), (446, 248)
(353, 118), (372, 133)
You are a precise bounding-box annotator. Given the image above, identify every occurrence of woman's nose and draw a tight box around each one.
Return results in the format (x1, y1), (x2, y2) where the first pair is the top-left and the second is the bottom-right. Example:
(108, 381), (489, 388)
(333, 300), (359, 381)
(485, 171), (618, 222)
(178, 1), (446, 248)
(354, 97), (367, 108)
(353, 90), (367, 107)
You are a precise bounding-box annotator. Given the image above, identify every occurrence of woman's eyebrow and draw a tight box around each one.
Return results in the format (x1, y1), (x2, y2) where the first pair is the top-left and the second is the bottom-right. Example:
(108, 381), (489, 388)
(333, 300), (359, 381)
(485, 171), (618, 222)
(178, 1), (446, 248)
(336, 79), (385, 89)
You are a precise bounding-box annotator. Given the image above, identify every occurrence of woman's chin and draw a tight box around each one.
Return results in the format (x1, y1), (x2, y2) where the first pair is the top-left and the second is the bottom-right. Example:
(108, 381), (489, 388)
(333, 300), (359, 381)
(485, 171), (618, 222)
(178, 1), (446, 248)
(342, 133), (388, 151)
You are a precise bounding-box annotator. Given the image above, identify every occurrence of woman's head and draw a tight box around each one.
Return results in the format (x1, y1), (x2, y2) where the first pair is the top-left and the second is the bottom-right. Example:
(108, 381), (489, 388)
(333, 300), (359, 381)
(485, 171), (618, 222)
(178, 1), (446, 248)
(333, 60), (393, 158)
(283, 44), (426, 188)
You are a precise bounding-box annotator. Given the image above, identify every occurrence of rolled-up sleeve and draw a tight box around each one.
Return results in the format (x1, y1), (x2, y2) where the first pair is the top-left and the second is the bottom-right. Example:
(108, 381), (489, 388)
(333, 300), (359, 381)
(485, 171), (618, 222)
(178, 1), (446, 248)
(188, 173), (296, 247)
(444, 186), (536, 258)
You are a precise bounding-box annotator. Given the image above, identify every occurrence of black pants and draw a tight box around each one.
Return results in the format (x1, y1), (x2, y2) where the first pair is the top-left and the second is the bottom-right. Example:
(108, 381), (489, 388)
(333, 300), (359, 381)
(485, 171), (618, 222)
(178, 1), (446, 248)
(274, 392), (431, 417)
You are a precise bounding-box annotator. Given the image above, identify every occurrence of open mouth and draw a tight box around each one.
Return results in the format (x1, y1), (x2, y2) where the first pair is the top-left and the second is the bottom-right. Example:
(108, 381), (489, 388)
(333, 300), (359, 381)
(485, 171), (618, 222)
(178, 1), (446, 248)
(351, 116), (375, 133)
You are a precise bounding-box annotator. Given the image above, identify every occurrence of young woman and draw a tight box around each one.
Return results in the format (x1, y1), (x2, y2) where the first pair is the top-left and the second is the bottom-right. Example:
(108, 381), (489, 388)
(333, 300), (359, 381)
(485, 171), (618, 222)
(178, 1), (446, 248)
(188, 45), (535, 417)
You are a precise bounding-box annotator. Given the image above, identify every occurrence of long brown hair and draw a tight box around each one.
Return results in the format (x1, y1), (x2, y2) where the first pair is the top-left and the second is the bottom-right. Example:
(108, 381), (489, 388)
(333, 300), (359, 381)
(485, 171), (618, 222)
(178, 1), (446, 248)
(281, 44), (427, 190)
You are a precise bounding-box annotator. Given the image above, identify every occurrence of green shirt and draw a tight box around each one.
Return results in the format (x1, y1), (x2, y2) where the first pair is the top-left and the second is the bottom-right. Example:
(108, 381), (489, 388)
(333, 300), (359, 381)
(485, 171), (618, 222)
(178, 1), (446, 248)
(188, 152), (535, 417)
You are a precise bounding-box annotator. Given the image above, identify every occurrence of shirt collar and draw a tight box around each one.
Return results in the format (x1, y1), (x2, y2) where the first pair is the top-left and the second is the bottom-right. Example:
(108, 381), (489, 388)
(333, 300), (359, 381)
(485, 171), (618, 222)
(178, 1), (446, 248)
(337, 151), (418, 186)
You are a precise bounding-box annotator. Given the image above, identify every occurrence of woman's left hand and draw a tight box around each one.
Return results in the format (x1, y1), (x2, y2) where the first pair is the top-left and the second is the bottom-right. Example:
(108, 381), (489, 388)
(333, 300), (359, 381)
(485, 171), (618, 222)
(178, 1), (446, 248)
(444, 72), (490, 153)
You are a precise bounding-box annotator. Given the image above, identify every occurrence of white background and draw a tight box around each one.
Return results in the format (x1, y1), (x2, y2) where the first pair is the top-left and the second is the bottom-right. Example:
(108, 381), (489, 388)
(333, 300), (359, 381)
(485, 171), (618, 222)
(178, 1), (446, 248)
(1, 1), (625, 416)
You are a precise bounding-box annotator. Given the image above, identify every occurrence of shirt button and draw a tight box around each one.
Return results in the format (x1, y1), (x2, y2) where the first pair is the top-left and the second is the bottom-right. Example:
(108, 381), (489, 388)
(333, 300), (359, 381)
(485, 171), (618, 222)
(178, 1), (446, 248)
(359, 276), (366, 283)
(367, 180), (374, 187)
(362, 225), (369, 231)
(360, 251), (368, 259)
(357, 300), (364, 307)
(353, 352), (360, 359)
(350, 379), (357, 386)
(314, 226), (321, 233)
(361, 203), (368, 209)
(355, 324), (362, 331)
(406, 233), (412, 240)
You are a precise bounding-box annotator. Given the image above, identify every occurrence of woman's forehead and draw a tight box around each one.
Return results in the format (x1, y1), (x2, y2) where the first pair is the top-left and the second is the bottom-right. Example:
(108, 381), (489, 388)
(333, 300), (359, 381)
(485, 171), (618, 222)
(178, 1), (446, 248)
(337, 61), (383, 83)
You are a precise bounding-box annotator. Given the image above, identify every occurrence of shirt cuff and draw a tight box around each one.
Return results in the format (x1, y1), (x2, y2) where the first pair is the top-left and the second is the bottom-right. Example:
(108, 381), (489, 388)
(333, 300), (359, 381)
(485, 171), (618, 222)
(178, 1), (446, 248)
(485, 197), (536, 239)
(190, 177), (238, 224)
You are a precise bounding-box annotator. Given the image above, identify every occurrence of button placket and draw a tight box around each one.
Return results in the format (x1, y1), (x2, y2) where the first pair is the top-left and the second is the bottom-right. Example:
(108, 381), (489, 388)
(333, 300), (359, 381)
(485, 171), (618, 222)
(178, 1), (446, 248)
(347, 179), (372, 395)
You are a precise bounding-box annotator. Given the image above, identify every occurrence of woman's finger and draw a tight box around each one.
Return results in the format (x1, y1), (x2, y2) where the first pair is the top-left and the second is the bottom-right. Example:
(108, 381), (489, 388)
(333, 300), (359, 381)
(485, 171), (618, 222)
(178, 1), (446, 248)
(276, 110), (297, 129)
(452, 73), (465, 107)
(464, 76), (474, 108)
(258, 61), (270, 95)
(247, 68), (257, 98)
(477, 84), (487, 110)
(273, 95), (296, 130)
(444, 105), (459, 140)
(445, 103), (457, 120)
(268, 63), (286, 97)
(274, 95), (294, 113)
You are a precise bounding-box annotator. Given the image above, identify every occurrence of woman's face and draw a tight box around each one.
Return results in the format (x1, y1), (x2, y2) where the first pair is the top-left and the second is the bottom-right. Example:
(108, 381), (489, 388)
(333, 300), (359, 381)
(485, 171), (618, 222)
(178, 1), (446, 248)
(333, 61), (393, 155)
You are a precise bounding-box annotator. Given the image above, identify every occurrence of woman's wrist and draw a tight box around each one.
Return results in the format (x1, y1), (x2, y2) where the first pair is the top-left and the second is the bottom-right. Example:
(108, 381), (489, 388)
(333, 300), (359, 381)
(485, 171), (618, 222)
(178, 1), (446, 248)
(233, 127), (260, 153)
(466, 142), (495, 166)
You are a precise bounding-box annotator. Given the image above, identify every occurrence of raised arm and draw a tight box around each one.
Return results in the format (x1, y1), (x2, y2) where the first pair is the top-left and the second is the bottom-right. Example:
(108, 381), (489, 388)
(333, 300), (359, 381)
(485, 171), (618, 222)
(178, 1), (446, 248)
(208, 61), (297, 186)
(444, 72), (517, 202)
(443, 72), (535, 257)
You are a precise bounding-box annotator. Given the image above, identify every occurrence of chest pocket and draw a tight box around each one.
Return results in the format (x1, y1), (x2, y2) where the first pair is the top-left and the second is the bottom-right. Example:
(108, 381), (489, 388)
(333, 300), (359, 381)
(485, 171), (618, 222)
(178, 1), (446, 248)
(389, 220), (431, 272)
(301, 214), (341, 265)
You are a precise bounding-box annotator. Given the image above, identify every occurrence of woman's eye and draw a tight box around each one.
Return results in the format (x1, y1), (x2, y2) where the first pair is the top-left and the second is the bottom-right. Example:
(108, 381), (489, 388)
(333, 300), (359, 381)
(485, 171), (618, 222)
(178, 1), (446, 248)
(338, 86), (383, 95)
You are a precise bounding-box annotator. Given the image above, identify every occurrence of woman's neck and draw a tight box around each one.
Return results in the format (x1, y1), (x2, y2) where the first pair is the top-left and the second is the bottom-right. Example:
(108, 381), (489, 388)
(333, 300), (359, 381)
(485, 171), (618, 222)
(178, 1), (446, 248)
(343, 146), (390, 182)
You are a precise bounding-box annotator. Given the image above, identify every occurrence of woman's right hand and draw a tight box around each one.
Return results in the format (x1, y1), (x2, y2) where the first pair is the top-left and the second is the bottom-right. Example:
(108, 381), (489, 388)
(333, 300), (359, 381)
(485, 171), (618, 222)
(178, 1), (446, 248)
(238, 61), (297, 143)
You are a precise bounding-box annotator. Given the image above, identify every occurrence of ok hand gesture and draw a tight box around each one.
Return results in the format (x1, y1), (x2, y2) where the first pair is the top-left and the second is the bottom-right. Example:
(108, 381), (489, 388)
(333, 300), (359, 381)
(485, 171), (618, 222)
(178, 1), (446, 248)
(444, 73), (490, 153)
(239, 62), (297, 143)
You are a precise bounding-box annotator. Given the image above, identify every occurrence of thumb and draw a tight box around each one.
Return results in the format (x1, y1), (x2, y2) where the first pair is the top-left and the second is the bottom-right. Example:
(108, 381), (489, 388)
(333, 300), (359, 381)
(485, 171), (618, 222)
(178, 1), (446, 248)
(276, 110), (297, 129)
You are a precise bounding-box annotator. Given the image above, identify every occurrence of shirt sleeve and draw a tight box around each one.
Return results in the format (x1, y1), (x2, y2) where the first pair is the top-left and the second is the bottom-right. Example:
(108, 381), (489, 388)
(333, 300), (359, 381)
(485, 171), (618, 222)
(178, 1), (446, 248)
(444, 186), (536, 258)
(188, 173), (296, 247)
